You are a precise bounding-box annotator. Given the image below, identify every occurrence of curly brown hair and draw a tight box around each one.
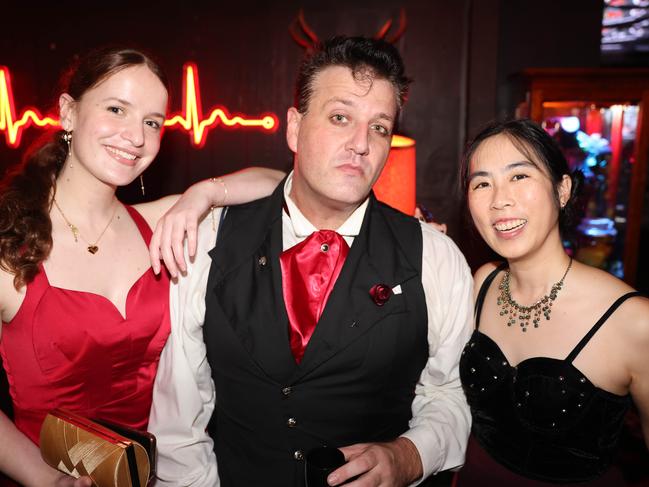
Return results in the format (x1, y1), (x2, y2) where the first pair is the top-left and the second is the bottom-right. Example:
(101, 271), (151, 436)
(0, 47), (168, 290)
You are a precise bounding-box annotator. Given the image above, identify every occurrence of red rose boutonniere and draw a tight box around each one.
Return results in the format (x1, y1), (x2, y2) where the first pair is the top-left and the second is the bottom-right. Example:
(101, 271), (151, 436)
(369, 284), (393, 306)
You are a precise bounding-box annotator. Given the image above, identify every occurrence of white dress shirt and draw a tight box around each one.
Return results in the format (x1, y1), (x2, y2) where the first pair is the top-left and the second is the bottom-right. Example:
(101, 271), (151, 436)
(150, 174), (473, 486)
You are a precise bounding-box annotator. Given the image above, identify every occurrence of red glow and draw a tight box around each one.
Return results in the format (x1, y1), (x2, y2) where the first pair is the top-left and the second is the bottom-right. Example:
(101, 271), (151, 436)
(606, 105), (624, 209)
(0, 63), (278, 149)
(0, 67), (58, 148)
(374, 135), (417, 215)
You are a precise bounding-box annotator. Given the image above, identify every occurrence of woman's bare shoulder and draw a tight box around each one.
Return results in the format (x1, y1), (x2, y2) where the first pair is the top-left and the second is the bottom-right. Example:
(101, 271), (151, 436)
(572, 262), (636, 298)
(0, 266), (25, 324)
(572, 262), (647, 335)
(473, 261), (504, 301)
(616, 291), (649, 338)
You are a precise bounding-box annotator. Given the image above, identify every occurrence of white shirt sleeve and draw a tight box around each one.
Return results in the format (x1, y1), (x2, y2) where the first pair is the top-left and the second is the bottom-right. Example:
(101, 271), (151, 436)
(400, 224), (474, 482)
(148, 215), (220, 487)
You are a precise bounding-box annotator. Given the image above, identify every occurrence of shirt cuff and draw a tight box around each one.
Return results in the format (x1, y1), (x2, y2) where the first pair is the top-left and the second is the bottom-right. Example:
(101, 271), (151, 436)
(401, 423), (465, 485)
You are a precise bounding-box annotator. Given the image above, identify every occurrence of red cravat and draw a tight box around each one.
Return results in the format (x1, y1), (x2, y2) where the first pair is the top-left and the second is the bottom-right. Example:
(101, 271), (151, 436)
(280, 230), (349, 363)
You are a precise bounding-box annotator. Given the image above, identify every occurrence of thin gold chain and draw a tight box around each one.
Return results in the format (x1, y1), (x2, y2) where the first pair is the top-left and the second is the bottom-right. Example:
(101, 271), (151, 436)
(52, 198), (119, 254)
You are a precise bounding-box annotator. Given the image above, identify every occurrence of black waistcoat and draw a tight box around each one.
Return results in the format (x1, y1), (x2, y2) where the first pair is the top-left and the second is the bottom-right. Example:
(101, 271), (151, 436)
(204, 183), (429, 487)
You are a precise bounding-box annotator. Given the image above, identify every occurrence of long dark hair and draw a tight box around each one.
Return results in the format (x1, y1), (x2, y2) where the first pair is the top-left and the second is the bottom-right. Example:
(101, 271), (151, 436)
(459, 118), (582, 236)
(0, 48), (169, 290)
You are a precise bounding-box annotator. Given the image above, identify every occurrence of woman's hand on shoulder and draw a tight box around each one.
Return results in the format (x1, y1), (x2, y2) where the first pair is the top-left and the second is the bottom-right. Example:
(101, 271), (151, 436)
(414, 206), (447, 234)
(147, 180), (215, 277)
(148, 167), (285, 277)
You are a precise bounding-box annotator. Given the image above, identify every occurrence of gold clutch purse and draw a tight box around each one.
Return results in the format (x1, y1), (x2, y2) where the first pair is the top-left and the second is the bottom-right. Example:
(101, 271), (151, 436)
(39, 409), (151, 487)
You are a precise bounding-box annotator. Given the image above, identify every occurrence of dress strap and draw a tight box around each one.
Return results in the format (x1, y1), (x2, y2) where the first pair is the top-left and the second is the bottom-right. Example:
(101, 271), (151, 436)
(124, 205), (153, 246)
(566, 291), (643, 363)
(475, 263), (507, 329)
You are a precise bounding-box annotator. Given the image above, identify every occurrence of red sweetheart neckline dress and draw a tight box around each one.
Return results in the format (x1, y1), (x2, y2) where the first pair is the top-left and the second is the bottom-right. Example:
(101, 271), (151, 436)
(0, 205), (170, 444)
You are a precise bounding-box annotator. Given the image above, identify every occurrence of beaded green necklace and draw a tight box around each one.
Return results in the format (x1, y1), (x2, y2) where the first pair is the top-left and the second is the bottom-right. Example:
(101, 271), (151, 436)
(497, 258), (573, 332)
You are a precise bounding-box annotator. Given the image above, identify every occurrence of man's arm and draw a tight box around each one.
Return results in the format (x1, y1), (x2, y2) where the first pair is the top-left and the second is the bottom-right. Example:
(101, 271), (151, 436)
(401, 225), (473, 478)
(148, 215), (220, 487)
(330, 225), (473, 487)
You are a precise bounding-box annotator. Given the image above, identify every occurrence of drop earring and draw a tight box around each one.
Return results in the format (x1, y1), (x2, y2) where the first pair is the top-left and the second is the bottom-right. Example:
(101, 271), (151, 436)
(140, 174), (145, 197)
(62, 131), (73, 168)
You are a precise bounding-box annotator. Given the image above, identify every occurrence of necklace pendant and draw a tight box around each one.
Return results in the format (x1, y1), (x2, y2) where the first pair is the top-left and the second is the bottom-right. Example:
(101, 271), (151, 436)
(87, 245), (99, 254)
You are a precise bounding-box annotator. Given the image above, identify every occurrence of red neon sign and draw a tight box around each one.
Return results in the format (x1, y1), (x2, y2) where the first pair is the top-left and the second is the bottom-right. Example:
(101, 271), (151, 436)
(0, 68), (58, 148)
(0, 63), (278, 149)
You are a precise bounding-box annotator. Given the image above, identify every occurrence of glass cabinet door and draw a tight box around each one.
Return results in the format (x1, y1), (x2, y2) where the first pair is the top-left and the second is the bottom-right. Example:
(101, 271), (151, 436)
(540, 102), (639, 279)
(518, 68), (649, 286)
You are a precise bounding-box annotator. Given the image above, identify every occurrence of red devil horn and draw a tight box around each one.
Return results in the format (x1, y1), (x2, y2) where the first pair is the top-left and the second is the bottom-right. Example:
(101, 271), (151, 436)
(289, 9), (320, 50)
(374, 8), (407, 43)
(290, 9), (407, 49)
(374, 18), (393, 40)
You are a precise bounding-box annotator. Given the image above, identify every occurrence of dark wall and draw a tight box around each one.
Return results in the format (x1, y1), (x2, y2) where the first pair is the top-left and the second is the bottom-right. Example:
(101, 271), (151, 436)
(1, 0), (605, 266)
(495, 0), (604, 119)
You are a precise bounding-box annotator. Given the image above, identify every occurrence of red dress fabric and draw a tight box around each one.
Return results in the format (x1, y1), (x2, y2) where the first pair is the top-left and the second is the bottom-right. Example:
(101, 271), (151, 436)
(0, 205), (170, 445)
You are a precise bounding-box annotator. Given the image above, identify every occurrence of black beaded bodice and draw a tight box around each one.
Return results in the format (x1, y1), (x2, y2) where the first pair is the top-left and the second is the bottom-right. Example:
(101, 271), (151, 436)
(460, 266), (638, 483)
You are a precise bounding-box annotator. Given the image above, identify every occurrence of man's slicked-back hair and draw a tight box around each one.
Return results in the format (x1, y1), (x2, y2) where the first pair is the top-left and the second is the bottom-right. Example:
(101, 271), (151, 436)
(295, 36), (411, 116)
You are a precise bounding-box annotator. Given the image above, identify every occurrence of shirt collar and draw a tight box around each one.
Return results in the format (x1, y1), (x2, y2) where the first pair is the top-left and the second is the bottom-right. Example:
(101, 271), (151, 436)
(283, 171), (369, 238)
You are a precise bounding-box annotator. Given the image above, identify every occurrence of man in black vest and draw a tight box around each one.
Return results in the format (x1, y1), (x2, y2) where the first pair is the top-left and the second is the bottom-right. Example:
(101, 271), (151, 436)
(151, 36), (473, 487)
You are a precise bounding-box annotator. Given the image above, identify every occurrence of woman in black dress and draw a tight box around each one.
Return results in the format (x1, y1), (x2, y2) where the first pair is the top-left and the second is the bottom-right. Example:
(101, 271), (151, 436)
(456, 119), (649, 485)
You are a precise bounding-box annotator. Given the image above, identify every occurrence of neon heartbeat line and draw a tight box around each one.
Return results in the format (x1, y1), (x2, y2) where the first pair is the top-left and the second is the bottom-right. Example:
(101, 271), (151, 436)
(0, 63), (278, 149)
(166, 63), (278, 147)
(0, 67), (58, 148)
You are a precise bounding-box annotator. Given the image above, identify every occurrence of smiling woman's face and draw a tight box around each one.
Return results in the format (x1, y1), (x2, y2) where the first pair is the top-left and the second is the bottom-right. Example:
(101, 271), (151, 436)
(60, 64), (168, 188)
(467, 134), (567, 261)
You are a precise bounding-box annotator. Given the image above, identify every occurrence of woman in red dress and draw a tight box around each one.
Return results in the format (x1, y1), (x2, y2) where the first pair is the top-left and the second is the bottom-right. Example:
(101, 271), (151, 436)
(0, 47), (282, 486)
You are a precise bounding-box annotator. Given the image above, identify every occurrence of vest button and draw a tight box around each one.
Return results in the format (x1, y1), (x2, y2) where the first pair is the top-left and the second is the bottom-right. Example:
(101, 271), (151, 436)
(287, 417), (297, 428)
(320, 243), (329, 252)
(282, 386), (292, 397)
(294, 450), (304, 461)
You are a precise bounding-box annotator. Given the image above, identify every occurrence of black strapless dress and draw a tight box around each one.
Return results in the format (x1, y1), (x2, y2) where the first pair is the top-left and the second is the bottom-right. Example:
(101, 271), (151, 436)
(457, 265), (640, 485)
